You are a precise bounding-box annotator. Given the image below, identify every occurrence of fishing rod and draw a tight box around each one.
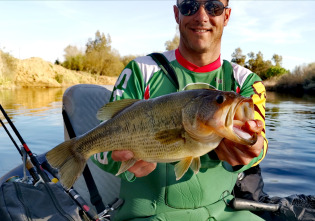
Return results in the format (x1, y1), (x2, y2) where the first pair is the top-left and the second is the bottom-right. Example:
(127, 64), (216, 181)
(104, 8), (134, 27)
(0, 117), (22, 156)
(0, 104), (51, 183)
(0, 117), (40, 183)
(0, 104), (102, 221)
(39, 160), (101, 221)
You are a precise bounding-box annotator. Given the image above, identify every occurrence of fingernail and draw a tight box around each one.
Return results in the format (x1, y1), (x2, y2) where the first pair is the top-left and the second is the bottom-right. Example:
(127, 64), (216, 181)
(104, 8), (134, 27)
(125, 152), (134, 160)
(255, 120), (263, 128)
(247, 120), (256, 128)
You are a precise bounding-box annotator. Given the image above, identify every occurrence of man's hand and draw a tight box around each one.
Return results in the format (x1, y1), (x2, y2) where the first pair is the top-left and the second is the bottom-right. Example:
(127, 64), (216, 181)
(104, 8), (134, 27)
(214, 120), (264, 166)
(111, 150), (157, 177)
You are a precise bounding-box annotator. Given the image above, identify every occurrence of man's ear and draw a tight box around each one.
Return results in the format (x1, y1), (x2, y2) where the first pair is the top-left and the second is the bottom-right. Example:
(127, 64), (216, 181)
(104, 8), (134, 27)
(224, 8), (231, 26)
(174, 5), (180, 24)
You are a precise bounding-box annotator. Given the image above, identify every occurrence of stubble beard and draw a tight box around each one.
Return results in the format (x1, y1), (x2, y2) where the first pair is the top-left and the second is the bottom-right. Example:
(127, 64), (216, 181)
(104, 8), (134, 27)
(179, 26), (223, 55)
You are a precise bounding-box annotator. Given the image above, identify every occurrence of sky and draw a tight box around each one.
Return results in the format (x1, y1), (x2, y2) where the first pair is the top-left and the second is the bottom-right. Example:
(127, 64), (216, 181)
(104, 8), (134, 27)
(1, 1), (315, 72)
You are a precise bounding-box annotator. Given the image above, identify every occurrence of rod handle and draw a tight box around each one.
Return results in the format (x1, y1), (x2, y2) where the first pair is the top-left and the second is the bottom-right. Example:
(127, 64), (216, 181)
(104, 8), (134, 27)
(230, 198), (280, 212)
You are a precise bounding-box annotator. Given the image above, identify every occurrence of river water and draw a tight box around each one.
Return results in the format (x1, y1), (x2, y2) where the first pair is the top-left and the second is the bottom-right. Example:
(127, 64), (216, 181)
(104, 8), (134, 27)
(0, 87), (314, 197)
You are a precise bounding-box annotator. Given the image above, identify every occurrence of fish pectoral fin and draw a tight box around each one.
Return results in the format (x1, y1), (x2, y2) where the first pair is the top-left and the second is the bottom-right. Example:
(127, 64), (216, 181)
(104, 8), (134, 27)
(155, 129), (184, 145)
(174, 157), (193, 180)
(116, 158), (137, 176)
(190, 157), (201, 174)
(97, 99), (140, 121)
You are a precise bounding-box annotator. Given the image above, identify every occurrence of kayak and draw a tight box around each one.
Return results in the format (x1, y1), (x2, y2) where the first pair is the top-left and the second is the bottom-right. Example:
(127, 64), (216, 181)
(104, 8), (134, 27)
(1, 84), (315, 221)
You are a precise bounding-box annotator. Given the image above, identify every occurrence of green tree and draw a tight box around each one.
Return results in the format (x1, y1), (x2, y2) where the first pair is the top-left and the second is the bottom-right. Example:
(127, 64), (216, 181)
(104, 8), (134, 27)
(244, 51), (288, 80)
(85, 31), (112, 54)
(246, 51), (272, 79)
(231, 47), (246, 66)
(62, 54), (86, 71)
(121, 55), (137, 67)
(61, 30), (125, 76)
(64, 45), (82, 58)
(272, 54), (283, 67)
(62, 45), (85, 71)
(84, 31), (124, 76)
(265, 66), (287, 79)
(165, 34), (179, 51)
(0, 49), (16, 83)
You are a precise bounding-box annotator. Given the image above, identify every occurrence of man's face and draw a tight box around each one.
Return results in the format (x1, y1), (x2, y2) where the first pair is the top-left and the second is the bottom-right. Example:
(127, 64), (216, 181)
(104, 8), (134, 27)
(174, 0), (231, 54)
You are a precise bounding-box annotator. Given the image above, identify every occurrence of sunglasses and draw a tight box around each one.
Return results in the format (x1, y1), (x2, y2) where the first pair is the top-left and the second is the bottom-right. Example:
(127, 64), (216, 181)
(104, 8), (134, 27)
(177, 0), (228, 17)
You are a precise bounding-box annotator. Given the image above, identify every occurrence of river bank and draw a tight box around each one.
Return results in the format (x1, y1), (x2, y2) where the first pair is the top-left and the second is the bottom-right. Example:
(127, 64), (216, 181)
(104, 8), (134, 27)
(264, 63), (315, 96)
(0, 51), (117, 89)
(1, 51), (314, 96)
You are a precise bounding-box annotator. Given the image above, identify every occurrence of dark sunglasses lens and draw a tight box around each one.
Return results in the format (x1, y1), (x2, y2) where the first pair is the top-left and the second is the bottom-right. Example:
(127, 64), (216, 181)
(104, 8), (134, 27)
(205, 1), (225, 16)
(178, 1), (199, 16)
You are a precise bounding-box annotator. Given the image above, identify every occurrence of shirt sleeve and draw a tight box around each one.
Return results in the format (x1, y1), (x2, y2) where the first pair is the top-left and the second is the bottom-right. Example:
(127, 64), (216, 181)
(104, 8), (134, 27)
(111, 60), (146, 101)
(240, 73), (268, 167)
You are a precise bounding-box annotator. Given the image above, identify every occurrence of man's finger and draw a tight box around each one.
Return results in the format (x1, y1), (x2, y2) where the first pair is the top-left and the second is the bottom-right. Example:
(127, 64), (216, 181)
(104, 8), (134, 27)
(244, 120), (263, 134)
(128, 161), (157, 177)
(111, 150), (134, 162)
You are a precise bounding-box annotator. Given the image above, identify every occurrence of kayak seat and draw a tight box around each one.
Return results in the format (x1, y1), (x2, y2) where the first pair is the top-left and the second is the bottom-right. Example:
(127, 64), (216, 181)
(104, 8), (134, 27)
(62, 84), (121, 212)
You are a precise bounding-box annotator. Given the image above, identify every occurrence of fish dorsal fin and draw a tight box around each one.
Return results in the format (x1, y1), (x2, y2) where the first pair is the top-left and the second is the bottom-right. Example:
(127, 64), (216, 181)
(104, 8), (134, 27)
(97, 99), (140, 121)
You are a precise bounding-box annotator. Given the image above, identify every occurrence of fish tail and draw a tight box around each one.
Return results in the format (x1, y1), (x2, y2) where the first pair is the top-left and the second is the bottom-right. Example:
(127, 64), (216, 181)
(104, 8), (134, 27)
(46, 138), (86, 189)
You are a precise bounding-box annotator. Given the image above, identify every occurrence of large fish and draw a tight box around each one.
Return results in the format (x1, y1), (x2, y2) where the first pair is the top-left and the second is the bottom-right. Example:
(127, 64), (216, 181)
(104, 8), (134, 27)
(46, 89), (257, 189)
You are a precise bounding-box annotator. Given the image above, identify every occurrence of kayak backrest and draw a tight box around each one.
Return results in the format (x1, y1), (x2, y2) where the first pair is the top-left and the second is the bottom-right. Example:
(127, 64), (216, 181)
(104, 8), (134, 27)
(62, 84), (121, 212)
(63, 84), (113, 139)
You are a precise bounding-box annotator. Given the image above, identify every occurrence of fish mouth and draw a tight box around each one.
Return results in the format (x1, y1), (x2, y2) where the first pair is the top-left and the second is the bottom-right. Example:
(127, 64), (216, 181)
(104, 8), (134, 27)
(226, 98), (257, 145)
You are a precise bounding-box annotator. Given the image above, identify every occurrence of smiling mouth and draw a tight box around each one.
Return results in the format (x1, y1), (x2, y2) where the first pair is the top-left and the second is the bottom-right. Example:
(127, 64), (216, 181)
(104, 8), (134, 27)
(192, 29), (210, 33)
(193, 29), (208, 33)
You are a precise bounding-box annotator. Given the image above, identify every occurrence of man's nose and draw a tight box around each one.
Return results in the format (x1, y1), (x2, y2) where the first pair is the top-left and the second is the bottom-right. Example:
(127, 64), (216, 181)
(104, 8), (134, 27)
(193, 5), (209, 22)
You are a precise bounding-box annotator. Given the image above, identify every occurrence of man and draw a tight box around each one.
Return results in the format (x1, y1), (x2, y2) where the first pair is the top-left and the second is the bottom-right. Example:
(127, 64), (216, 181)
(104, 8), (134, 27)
(92, 0), (268, 220)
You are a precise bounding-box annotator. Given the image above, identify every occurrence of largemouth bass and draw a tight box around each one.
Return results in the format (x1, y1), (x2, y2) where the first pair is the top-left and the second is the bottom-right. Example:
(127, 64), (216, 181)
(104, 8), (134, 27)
(46, 89), (257, 189)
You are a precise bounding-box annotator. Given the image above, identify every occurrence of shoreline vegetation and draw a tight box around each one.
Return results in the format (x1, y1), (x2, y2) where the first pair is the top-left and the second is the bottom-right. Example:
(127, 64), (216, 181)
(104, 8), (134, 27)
(264, 63), (315, 96)
(1, 30), (314, 96)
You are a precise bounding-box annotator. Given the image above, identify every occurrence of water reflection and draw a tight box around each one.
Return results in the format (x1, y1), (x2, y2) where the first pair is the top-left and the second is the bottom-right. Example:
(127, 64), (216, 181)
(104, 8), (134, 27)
(0, 87), (68, 177)
(0, 87), (66, 116)
(262, 92), (315, 197)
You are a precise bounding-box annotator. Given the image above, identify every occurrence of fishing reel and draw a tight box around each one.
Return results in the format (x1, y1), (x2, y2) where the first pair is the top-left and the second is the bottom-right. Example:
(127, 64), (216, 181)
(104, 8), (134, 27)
(5, 175), (33, 185)
(97, 198), (124, 221)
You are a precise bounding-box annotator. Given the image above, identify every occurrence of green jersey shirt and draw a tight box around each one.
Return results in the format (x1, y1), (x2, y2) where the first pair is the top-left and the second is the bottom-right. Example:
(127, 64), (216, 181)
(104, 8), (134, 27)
(91, 49), (267, 221)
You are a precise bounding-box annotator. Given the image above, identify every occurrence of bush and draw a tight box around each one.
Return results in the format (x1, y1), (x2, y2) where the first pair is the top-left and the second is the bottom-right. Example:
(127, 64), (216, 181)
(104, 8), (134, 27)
(263, 66), (288, 80)
(62, 54), (85, 71)
(0, 50), (17, 85)
(62, 31), (125, 77)
(274, 62), (315, 95)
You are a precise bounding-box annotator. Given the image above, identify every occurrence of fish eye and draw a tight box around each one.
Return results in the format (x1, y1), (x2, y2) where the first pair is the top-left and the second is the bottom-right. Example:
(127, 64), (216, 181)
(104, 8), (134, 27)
(216, 95), (225, 104)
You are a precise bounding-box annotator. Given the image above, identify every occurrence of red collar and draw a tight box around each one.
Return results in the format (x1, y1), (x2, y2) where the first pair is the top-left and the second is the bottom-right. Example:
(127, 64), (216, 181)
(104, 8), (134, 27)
(175, 49), (221, 73)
